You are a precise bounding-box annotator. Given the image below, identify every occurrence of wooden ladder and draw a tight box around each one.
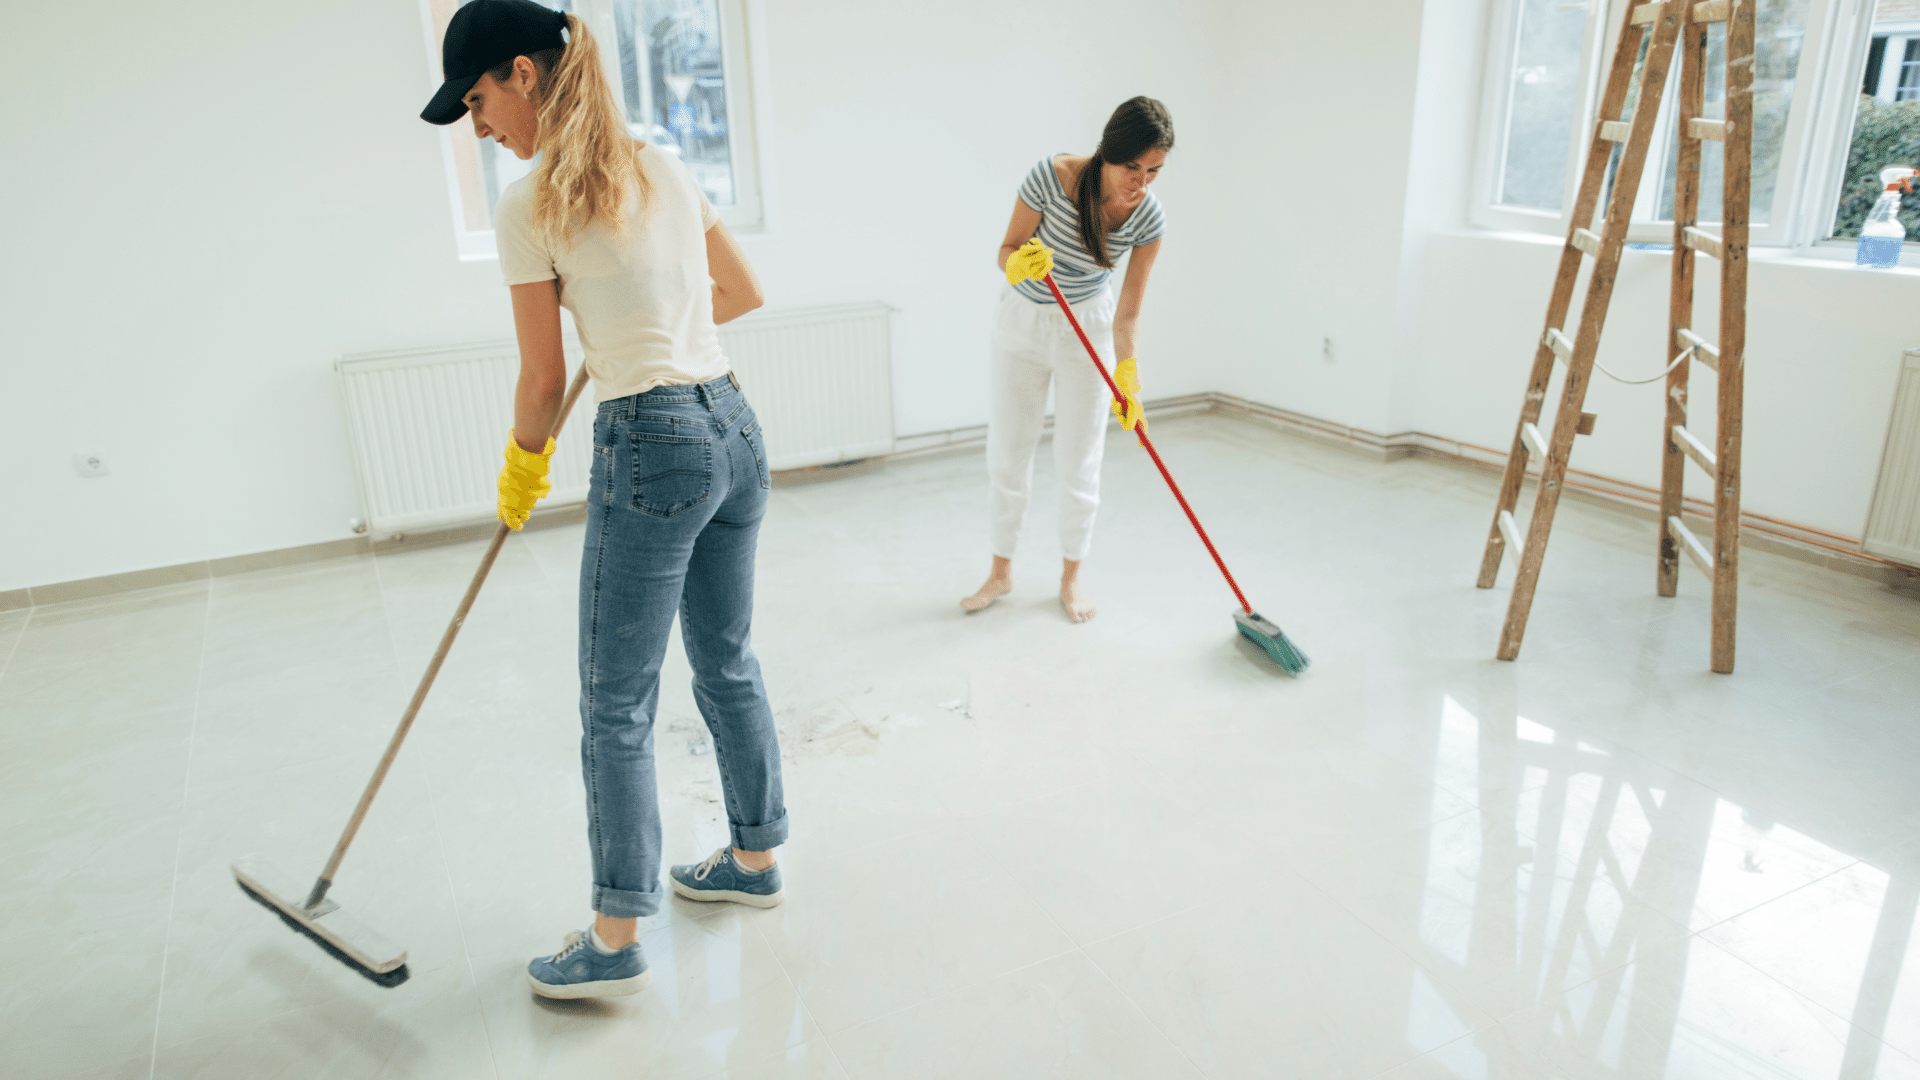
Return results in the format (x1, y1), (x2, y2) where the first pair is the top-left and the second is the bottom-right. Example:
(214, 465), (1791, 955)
(1476, 0), (1752, 673)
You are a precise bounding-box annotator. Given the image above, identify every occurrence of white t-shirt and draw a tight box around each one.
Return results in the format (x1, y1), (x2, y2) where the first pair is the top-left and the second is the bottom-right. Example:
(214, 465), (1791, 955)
(496, 148), (727, 403)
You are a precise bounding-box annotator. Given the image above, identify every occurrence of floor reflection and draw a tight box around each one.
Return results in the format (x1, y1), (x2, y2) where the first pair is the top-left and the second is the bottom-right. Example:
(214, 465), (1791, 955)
(1404, 694), (1919, 1078)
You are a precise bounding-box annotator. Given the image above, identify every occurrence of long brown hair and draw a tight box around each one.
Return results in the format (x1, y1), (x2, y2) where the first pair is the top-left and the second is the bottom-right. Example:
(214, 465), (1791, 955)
(488, 13), (650, 246)
(1074, 97), (1175, 269)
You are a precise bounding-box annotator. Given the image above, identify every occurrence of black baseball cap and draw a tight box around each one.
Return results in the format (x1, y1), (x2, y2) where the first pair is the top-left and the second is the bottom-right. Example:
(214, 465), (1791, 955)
(420, 0), (568, 126)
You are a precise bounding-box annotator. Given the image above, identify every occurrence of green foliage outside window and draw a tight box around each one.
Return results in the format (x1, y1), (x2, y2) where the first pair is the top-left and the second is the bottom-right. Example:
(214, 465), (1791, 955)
(1832, 95), (1920, 239)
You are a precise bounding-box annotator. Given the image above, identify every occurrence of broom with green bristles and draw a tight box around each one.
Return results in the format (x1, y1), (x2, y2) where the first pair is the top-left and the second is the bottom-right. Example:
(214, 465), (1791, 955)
(1006, 239), (1309, 674)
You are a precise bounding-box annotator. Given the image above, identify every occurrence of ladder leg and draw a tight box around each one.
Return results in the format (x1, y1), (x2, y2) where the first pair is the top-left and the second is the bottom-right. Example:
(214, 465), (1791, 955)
(1479, 0), (1665, 593)
(1498, 393), (1591, 660)
(1712, 0), (1754, 675)
(1478, 303), (1575, 590)
(1660, 9), (1707, 600)
(1495, 1), (1684, 661)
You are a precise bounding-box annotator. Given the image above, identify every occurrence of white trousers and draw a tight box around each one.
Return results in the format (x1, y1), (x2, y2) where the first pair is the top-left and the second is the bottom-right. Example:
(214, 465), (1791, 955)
(986, 286), (1117, 562)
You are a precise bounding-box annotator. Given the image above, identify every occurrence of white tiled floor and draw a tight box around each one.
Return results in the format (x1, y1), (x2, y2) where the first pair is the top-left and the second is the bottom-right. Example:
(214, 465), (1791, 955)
(4, 413), (1919, 1079)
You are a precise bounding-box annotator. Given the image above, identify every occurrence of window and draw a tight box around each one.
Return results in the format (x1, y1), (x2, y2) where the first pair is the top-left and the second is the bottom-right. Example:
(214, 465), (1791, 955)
(425, 0), (764, 261)
(1478, 0), (1608, 223)
(1471, 0), (1918, 255)
(1639, 0), (1812, 236)
(1492, 0), (1601, 213)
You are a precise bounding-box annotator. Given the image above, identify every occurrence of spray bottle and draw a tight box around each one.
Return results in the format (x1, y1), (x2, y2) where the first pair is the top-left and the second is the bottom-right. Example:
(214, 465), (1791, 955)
(1857, 166), (1917, 270)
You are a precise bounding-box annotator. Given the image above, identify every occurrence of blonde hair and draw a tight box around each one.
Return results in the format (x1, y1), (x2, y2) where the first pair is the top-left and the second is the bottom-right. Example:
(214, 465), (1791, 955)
(489, 14), (649, 246)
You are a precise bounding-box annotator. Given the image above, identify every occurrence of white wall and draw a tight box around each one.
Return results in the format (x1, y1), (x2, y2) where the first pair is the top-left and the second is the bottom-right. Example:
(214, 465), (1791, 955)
(1411, 234), (1917, 538)
(3, 0), (1230, 592)
(1198, 0), (1918, 542)
(10, 0), (1916, 592)
(1200, 0), (1434, 436)
(1391, 0), (1920, 541)
(739, 0), (1236, 435)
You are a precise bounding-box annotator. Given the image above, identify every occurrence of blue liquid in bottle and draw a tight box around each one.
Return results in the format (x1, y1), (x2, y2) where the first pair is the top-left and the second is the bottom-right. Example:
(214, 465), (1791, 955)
(1856, 173), (1911, 269)
(1855, 234), (1905, 269)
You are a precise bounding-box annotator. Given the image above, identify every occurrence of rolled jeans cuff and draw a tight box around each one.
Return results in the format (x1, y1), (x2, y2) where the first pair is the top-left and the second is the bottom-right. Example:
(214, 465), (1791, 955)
(731, 811), (789, 852)
(592, 883), (663, 919)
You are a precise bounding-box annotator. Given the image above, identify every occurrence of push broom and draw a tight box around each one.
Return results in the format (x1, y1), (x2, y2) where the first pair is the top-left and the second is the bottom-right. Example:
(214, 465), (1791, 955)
(231, 364), (594, 987)
(1008, 239), (1309, 674)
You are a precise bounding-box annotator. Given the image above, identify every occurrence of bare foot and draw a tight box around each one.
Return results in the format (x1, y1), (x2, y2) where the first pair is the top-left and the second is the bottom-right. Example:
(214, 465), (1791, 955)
(962, 556), (1014, 612)
(1059, 559), (1096, 623)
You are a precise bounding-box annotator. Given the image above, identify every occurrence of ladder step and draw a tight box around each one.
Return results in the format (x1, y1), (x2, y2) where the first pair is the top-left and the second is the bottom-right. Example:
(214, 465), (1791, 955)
(1672, 424), (1717, 475)
(1630, 1), (1663, 23)
(1546, 328), (1574, 363)
(1498, 510), (1524, 562)
(1522, 422), (1547, 461)
(1692, 0), (1729, 22)
(1599, 120), (1635, 143)
(1688, 118), (1730, 141)
(1667, 515), (1715, 575)
(1681, 226), (1723, 260)
(1675, 328), (1720, 371)
(1571, 228), (1603, 256)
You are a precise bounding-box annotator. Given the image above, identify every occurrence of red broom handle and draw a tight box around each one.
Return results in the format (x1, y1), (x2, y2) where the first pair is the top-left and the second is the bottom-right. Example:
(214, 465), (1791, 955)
(1041, 273), (1254, 614)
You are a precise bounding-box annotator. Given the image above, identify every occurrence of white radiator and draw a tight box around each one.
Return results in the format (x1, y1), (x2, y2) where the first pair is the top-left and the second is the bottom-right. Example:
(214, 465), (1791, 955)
(722, 302), (895, 470)
(1864, 349), (1920, 567)
(337, 302), (894, 534)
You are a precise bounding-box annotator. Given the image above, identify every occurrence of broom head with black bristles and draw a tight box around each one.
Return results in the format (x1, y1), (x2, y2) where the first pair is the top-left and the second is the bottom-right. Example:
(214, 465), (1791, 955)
(232, 856), (410, 988)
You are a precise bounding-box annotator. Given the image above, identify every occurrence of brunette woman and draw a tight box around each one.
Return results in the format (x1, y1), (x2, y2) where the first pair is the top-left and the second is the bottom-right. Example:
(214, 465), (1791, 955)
(962, 97), (1173, 622)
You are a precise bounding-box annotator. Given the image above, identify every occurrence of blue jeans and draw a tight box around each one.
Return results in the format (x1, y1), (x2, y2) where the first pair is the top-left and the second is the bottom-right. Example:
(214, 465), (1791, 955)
(580, 374), (788, 919)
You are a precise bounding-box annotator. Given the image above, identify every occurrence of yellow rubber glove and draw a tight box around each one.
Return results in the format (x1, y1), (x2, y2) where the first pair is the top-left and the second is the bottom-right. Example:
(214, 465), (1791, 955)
(498, 430), (556, 531)
(1110, 357), (1146, 435)
(1004, 238), (1054, 285)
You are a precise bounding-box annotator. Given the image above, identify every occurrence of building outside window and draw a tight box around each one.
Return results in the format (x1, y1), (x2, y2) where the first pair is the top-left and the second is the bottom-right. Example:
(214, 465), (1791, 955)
(1834, 0), (1920, 237)
(425, 0), (763, 261)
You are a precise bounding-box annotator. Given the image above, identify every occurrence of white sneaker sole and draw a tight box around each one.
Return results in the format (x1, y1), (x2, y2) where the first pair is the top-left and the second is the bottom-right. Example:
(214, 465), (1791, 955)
(527, 969), (652, 1000)
(670, 877), (784, 907)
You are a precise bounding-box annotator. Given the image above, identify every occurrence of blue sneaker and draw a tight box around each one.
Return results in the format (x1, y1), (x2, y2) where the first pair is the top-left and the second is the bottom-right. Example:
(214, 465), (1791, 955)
(669, 848), (784, 907)
(526, 928), (651, 999)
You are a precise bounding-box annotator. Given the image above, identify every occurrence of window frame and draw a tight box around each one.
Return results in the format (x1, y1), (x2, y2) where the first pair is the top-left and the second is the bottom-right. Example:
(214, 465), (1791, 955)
(421, 0), (769, 263)
(1470, 0), (1907, 254)
(1790, 0), (1888, 247)
(1468, 0), (1614, 235)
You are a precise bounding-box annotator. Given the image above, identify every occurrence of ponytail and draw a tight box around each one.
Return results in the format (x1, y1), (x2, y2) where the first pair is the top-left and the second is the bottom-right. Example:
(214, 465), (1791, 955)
(1075, 97), (1177, 270)
(490, 14), (651, 247)
(1074, 151), (1109, 269)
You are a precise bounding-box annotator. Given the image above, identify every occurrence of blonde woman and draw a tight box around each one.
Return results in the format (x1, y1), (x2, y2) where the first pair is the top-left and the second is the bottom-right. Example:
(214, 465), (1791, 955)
(422, 0), (786, 1000)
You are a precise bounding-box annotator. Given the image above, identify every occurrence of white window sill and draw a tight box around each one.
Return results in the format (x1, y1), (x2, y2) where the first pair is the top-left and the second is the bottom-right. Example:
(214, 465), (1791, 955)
(1442, 227), (1920, 276)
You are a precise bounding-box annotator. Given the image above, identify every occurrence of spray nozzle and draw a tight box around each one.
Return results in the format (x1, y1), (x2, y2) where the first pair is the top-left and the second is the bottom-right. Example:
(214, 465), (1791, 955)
(1881, 166), (1917, 193)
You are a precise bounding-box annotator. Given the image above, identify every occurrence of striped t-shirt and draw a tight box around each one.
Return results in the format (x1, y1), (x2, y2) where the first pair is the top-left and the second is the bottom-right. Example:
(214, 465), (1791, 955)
(1013, 155), (1167, 305)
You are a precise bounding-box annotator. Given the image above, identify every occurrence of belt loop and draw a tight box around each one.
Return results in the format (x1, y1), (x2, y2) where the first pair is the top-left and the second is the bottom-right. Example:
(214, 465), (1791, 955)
(698, 380), (714, 412)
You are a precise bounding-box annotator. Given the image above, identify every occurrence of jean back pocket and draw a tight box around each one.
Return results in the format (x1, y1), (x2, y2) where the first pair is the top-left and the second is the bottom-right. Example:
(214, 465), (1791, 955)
(630, 430), (713, 517)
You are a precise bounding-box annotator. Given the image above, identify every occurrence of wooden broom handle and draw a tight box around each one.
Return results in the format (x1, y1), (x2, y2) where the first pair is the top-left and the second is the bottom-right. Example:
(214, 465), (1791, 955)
(307, 364), (594, 909)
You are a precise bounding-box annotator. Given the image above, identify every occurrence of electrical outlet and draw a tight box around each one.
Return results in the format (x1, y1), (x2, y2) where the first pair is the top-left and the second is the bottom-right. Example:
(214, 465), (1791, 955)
(73, 451), (109, 477)
(1322, 337), (1336, 363)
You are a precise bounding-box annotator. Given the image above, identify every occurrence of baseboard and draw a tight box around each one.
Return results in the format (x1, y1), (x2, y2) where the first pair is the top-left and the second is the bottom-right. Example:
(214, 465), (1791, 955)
(1, 503), (589, 612)
(1205, 391), (1919, 587)
(9, 392), (1912, 611)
